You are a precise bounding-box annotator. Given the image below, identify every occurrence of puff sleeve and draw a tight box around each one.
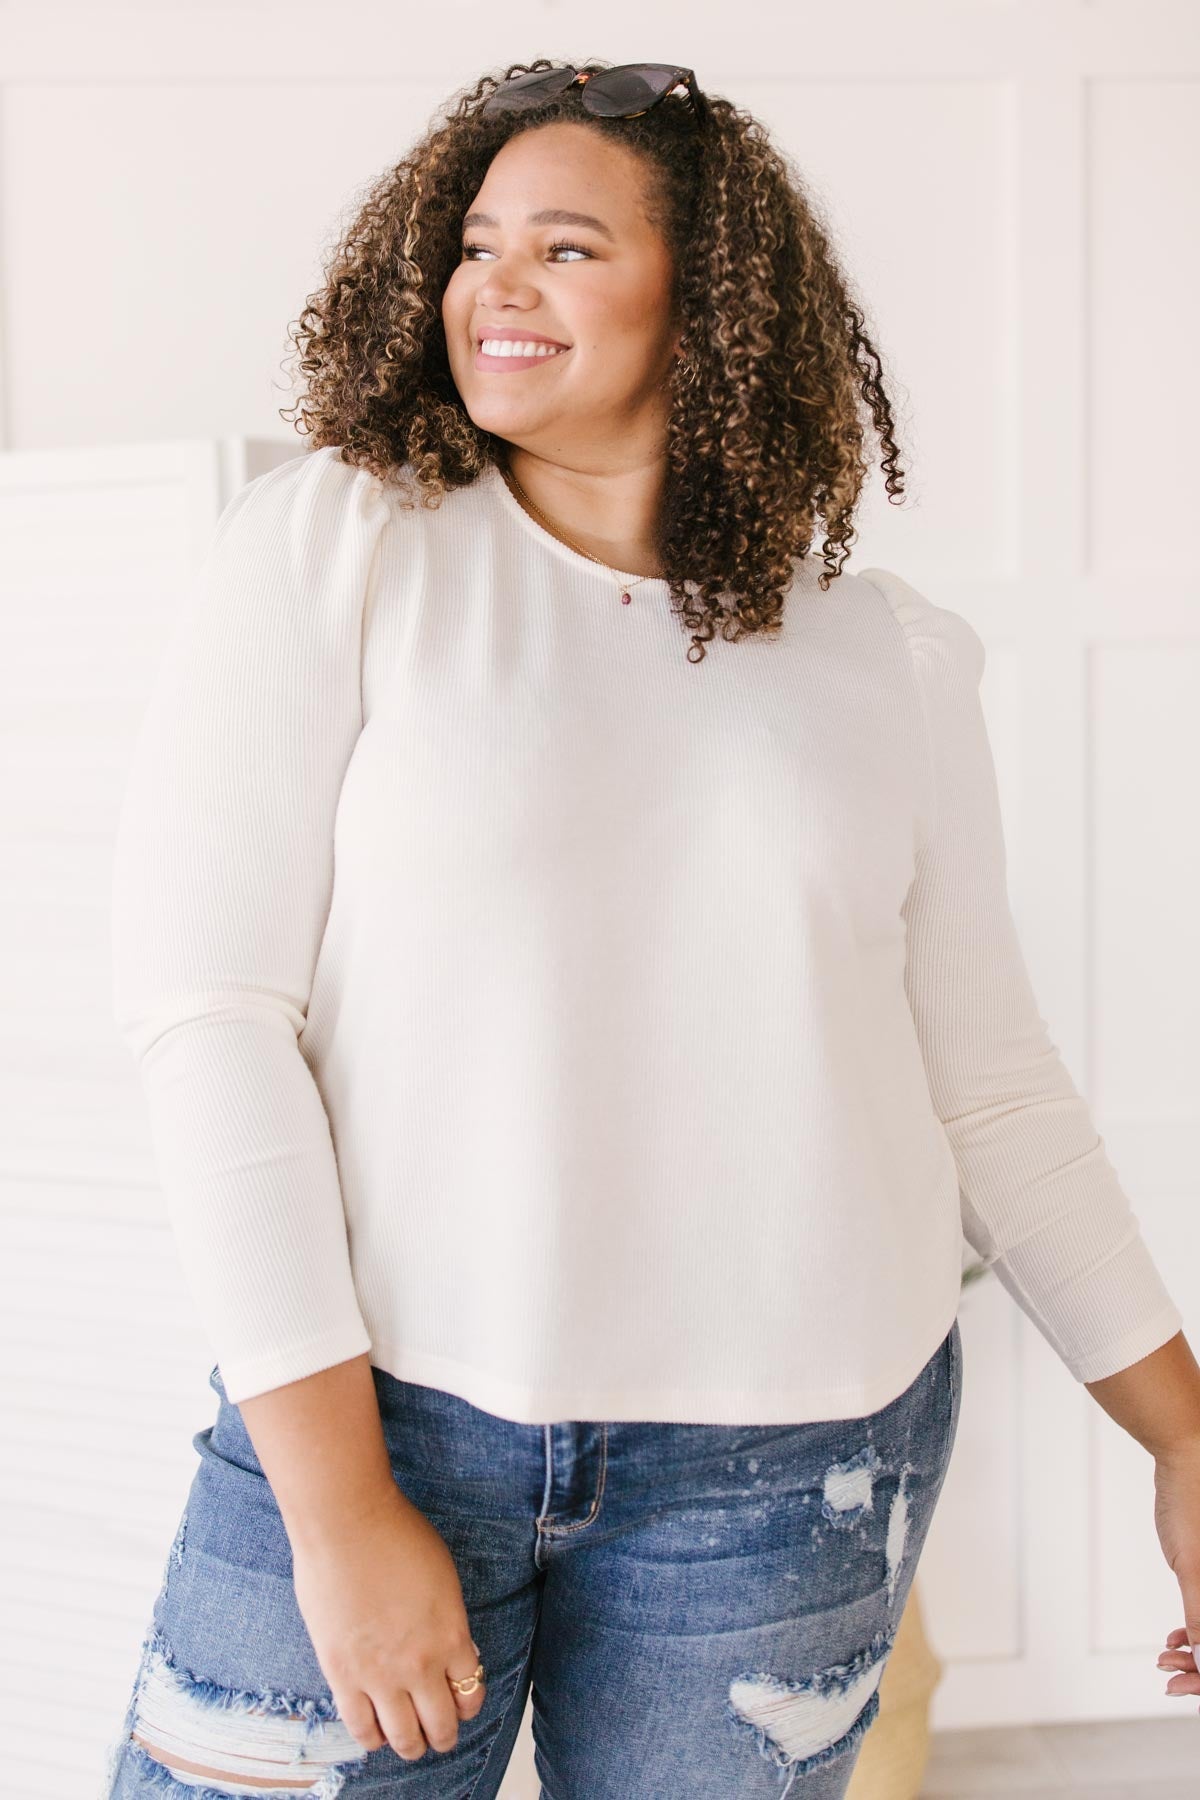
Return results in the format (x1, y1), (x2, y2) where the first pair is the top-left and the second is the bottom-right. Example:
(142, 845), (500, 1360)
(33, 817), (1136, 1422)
(862, 565), (1184, 1383)
(110, 447), (390, 1402)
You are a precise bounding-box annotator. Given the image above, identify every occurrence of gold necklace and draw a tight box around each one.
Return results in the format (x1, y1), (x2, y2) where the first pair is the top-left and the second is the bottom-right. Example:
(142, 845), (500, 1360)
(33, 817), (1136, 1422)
(500, 461), (662, 606)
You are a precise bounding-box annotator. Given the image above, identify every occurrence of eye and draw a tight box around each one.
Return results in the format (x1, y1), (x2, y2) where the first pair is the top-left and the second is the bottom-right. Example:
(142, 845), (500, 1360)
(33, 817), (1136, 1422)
(460, 239), (593, 263)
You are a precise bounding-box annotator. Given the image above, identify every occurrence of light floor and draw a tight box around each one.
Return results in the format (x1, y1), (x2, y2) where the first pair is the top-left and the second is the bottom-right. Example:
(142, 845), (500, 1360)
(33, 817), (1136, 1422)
(918, 1716), (1199, 1797)
(493, 1705), (1200, 1796)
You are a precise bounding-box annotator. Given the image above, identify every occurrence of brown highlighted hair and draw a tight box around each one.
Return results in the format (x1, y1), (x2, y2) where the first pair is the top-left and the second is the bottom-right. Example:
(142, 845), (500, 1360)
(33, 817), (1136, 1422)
(281, 58), (909, 663)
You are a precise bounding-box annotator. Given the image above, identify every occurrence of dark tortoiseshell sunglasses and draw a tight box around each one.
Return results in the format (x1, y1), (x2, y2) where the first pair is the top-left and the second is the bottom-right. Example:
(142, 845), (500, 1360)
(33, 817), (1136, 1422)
(480, 64), (710, 130)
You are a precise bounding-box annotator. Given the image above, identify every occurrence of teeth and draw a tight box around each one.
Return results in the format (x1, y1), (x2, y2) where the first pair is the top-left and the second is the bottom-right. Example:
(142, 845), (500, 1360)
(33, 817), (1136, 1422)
(480, 339), (566, 358)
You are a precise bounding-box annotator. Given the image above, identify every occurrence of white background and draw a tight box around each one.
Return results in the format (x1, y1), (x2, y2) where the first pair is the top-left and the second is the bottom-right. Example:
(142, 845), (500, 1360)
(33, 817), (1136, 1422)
(0, 3), (1197, 1794)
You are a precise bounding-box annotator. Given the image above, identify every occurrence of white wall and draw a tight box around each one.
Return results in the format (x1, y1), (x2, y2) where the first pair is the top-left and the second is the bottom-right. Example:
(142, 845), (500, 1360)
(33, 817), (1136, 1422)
(1, 4), (1197, 1795)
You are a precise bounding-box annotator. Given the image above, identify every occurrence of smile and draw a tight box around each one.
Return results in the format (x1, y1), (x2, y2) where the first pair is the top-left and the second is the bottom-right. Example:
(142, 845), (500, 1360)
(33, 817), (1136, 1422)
(475, 341), (571, 371)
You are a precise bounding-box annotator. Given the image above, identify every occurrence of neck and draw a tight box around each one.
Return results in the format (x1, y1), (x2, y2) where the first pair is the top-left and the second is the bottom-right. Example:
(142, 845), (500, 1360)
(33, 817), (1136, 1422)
(500, 449), (667, 579)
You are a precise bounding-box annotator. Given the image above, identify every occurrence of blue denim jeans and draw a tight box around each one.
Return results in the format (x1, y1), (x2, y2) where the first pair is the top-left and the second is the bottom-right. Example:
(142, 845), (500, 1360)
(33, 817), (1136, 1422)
(101, 1317), (961, 1798)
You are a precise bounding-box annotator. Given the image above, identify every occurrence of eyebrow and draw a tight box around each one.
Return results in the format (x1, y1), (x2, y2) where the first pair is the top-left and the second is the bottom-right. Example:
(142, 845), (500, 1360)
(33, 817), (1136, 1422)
(461, 207), (616, 243)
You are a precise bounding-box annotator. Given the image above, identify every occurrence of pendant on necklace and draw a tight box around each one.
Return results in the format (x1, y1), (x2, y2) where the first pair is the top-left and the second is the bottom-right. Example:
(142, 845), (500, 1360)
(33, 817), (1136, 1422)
(620, 590), (632, 604)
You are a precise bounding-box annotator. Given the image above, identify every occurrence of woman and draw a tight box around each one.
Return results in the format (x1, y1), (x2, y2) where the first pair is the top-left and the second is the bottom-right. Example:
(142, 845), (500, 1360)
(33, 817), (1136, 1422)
(102, 59), (1195, 1800)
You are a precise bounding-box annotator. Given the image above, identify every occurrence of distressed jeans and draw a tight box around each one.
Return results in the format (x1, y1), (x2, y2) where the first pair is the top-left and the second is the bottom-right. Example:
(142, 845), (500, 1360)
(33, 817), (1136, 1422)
(100, 1317), (962, 1798)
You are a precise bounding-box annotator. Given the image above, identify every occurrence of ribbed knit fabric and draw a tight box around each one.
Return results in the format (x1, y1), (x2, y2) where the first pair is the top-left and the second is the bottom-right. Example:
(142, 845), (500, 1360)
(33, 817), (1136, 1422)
(110, 445), (1184, 1417)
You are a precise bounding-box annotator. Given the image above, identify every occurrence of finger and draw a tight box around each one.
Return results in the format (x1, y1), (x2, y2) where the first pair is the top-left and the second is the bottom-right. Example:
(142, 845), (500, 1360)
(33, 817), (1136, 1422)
(376, 1690), (429, 1763)
(332, 1688), (387, 1754)
(410, 1668), (463, 1755)
(1175, 1566), (1200, 1668)
(447, 1646), (487, 1719)
(450, 1678), (487, 1718)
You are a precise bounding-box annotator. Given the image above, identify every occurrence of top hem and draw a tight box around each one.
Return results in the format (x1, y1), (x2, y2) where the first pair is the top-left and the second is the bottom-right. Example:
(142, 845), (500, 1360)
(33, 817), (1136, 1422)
(365, 1305), (963, 1426)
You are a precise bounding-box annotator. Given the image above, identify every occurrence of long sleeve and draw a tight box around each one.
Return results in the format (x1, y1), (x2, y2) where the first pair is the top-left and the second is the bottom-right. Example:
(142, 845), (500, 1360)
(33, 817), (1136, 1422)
(863, 565), (1184, 1384)
(110, 448), (391, 1403)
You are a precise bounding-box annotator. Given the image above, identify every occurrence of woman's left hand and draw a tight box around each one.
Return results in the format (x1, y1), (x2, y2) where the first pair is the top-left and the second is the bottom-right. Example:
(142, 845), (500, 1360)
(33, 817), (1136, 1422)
(1153, 1444), (1200, 1706)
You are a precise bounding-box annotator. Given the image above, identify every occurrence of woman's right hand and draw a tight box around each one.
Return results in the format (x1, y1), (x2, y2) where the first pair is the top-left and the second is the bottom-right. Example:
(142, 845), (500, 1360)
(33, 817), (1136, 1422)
(290, 1487), (486, 1763)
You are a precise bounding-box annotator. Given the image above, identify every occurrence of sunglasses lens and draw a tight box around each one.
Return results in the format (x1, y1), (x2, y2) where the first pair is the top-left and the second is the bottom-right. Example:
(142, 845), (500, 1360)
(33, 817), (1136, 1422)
(582, 64), (684, 117)
(483, 67), (579, 114)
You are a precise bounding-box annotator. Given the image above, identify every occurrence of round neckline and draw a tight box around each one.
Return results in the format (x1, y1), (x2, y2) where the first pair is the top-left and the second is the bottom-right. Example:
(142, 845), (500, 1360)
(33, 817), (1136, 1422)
(483, 460), (669, 587)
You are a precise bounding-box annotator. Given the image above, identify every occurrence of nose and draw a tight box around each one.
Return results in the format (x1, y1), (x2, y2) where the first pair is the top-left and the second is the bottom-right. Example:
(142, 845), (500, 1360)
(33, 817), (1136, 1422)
(476, 266), (543, 308)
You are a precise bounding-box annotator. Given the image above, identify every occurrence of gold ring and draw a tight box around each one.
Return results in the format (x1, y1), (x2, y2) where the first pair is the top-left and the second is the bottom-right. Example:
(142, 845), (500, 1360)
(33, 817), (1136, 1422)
(448, 1660), (486, 1696)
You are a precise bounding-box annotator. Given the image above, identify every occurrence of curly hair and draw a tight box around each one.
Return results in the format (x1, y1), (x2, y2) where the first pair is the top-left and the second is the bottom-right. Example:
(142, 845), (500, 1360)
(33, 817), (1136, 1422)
(280, 58), (909, 664)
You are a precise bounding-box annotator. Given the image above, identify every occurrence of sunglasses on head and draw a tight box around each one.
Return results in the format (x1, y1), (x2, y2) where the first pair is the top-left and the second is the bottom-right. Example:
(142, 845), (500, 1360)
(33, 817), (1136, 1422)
(480, 63), (710, 129)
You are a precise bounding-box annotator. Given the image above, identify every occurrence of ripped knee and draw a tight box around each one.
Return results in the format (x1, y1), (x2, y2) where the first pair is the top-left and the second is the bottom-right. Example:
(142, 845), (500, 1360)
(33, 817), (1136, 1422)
(726, 1628), (893, 1783)
(119, 1632), (368, 1797)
